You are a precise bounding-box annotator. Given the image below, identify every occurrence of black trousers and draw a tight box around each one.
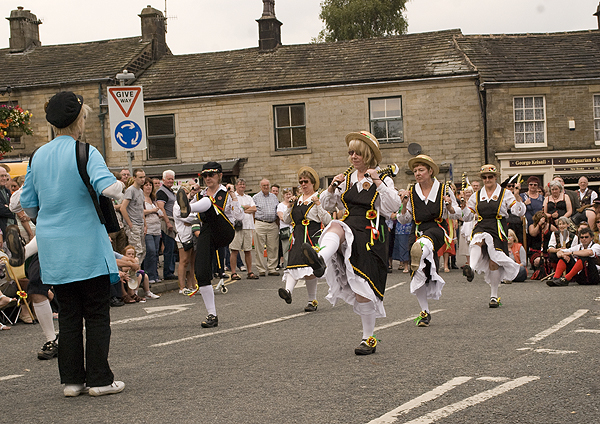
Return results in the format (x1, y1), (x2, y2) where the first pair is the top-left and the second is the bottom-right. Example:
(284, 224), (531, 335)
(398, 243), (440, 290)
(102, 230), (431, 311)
(53, 275), (114, 387)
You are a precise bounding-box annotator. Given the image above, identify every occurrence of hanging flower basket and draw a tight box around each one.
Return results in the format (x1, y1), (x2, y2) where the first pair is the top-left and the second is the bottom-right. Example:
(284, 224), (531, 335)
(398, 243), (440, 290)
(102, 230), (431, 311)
(5, 126), (24, 139)
(0, 104), (33, 157)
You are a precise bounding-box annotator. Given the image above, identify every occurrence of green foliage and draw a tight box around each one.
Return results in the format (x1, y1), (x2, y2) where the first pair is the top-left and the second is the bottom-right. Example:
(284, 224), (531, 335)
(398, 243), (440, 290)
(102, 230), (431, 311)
(314, 0), (408, 43)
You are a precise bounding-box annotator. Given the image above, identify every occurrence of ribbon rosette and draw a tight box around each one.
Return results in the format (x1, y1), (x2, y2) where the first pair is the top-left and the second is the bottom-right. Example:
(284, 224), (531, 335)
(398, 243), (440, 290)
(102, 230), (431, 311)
(365, 336), (378, 348)
(365, 209), (377, 220)
(16, 290), (27, 300)
(302, 219), (310, 226)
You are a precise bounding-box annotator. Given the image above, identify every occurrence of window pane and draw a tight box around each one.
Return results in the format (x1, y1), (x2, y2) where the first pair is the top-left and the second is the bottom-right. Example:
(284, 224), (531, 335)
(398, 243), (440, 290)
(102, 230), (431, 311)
(534, 97), (544, 108)
(525, 122), (534, 132)
(291, 127), (306, 147)
(147, 116), (174, 136)
(524, 97), (533, 108)
(290, 105), (305, 127)
(515, 133), (524, 144)
(595, 108), (600, 119)
(514, 97), (523, 108)
(524, 109), (534, 120)
(535, 121), (544, 132)
(370, 99), (385, 119)
(535, 132), (544, 143)
(525, 133), (534, 143)
(148, 136), (176, 159)
(372, 121), (387, 140)
(385, 98), (401, 118)
(275, 107), (290, 127)
(514, 110), (524, 121)
(388, 119), (403, 140)
(595, 95), (600, 106)
(515, 122), (524, 132)
(277, 128), (291, 149)
(534, 109), (544, 120)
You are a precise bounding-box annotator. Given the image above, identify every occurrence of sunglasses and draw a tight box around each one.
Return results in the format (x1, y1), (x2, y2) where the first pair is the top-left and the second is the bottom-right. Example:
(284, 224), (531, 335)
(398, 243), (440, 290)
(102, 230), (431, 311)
(347, 150), (360, 156)
(202, 172), (216, 178)
(481, 175), (495, 180)
(528, 183), (538, 186)
(580, 235), (591, 239)
(507, 184), (514, 188)
(298, 180), (310, 184)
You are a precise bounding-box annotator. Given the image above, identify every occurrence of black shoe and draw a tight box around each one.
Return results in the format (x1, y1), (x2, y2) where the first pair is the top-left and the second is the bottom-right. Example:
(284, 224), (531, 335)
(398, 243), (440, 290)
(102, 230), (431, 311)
(201, 314), (218, 328)
(354, 337), (377, 355)
(38, 338), (58, 360)
(489, 297), (501, 308)
(304, 300), (318, 312)
(109, 296), (124, 307)
(301, 243), (326, 278)
(463, 265), (474, 282)
(6, 225), (25, 267)
(546, 278), (558, 287)
(268, 271), (281, 276)
(554, 277), (569, 286)
(176, 188), (190, 218)
(278, 288), (292, 304)
(415, 311), (430, 327)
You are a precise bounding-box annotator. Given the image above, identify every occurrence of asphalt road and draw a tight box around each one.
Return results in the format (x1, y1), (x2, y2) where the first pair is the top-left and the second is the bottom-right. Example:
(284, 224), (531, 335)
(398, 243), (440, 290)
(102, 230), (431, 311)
(2, 267), (599, 424)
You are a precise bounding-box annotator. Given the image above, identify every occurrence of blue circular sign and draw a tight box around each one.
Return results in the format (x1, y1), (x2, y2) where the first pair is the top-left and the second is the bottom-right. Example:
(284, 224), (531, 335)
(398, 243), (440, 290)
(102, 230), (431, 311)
(114, 120), (142, 149)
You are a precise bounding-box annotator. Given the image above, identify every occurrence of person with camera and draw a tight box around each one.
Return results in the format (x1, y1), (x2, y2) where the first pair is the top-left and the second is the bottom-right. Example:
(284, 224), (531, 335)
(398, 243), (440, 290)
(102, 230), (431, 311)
(173, 183), (197, 295)
(177, 162), (244, 328)
(278, 167), (331, 312)
(229, 178), (258, 280)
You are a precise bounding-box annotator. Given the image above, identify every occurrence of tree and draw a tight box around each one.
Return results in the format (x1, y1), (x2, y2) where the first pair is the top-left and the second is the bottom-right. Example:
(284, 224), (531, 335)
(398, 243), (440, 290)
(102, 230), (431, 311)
(314, 0), (408, 43)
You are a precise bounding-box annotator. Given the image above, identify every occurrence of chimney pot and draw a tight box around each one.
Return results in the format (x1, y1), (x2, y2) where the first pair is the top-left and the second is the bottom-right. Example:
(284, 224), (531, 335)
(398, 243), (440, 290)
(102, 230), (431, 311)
(139, 6), (167, 60)
(257, 0), (282, 51)
(6, 7), (42, 52)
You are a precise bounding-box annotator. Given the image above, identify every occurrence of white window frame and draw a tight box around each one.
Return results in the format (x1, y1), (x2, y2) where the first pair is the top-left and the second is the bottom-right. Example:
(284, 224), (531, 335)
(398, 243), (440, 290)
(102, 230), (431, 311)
(513, 96), (547, 148)
(593, 94), (600, 145)
(369, 97), (403, 144)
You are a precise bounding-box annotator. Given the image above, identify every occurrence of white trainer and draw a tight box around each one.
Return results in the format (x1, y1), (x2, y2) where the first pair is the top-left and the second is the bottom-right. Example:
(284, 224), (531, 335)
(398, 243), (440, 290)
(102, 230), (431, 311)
(88, 381), (125, 397)
(64, 384), (89, 397)
(145, 291), (160, 299)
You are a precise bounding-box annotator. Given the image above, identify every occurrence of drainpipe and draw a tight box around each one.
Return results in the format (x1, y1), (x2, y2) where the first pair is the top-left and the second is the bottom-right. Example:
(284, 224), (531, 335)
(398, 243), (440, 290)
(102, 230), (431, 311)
(476, 79), (489, 164)
(98, 82), (107, 158)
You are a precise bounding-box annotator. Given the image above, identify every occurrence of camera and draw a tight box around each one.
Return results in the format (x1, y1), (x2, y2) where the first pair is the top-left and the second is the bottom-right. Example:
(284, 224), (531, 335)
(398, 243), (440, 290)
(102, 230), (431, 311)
(403, 195), (409, 200)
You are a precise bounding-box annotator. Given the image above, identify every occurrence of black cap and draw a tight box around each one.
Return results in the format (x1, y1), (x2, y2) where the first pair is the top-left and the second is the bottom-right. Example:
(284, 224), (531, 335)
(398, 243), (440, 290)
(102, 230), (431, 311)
(201, 161), (222, 174)
(45, 91), (84, 128)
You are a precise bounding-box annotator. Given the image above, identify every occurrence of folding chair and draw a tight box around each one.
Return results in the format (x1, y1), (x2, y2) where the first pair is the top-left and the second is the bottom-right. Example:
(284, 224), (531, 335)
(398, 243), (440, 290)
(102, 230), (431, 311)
(0, 256), (35, 325)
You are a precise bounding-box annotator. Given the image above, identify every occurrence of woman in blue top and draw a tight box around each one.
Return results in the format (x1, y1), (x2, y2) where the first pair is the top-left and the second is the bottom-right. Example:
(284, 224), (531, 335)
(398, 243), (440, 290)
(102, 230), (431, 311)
(21, 92), (125, 398)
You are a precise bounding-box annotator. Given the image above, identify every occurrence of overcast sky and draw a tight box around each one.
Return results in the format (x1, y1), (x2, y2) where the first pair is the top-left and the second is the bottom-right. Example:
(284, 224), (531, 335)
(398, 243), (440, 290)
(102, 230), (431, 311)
(1, 0), (599, 55)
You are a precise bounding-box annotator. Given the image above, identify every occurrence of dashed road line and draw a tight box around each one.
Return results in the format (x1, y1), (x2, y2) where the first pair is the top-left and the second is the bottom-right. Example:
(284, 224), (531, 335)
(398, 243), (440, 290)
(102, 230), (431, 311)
(524, 309), (588, 344)
(517, 347), (578, 354)
(0, 374), (23, 381)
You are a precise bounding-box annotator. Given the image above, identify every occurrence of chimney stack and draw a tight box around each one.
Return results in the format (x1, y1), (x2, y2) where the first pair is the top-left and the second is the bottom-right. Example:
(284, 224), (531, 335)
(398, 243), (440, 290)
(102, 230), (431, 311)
(139, 5), (167, 60)
(6, 6), (41, 53)
(257, 0), (282, 52)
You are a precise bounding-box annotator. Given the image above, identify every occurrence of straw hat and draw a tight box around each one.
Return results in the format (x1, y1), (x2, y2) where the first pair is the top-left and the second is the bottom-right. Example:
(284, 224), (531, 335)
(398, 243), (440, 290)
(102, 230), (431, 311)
(297, 166), (319, 191)
(345, 131), (382, 164)
(479, 164), (500, 177)
(407, 154), (439, 177)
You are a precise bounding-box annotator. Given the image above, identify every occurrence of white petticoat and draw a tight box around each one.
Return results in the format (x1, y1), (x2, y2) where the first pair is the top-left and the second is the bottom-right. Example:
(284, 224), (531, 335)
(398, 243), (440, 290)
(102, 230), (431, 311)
(282, 266), (317, 283)
(409, 237), (445, 300)
(469, 232), (519, 284)
(321, 220), (386, 318)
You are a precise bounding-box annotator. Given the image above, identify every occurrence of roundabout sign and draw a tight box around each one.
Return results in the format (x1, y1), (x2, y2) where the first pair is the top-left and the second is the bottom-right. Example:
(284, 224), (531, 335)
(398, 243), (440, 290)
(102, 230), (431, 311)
(107, 86), (146, 152)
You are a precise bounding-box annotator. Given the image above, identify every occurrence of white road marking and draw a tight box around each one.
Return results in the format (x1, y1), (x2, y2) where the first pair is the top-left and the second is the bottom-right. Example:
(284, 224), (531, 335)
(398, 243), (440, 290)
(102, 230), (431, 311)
(477, 377), (510, 382)
(0, 374), (23, 381)
(150, 312), (307, 347)
(524, 309), (588, 344)
(576, 329), (600, 333)
(517, 347), (578, 354)
(112, 304), (193, 325)
(399, 376), (540, 424)
(366, 377), (472, 424)
(385, 281), (407, 292)
(374, 310), (444, 332)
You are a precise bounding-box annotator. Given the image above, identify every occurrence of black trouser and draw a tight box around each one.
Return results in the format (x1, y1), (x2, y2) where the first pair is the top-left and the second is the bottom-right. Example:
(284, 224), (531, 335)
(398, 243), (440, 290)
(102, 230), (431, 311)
(53, 275), (114, 386)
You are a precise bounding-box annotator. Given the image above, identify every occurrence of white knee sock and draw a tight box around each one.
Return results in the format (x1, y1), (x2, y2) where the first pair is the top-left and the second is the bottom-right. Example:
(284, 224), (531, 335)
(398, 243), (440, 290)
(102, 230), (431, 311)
(305, 278), (317, 301)
(284, 274), (297, 294)
(190, 197), (212, 214)
(199, 285), (217, 316)
(354, 300), (376, 340)
(25, 237), (38, 260)
(33, 300), (55, 342)
(317, 232), (340, 263)
(414, 285), (429, 312)
(489, 269), (500, 298)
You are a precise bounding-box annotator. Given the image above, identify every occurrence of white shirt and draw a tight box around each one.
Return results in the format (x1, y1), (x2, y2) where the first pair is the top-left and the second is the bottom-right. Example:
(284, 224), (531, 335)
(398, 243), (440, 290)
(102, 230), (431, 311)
(236, 193), (256, 230)
(398, 178), (461, 224)
(462, 184), (525, 222)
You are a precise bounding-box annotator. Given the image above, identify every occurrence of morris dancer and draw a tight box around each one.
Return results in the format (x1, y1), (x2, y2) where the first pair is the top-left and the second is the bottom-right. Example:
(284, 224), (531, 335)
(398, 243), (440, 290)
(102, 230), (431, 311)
(462, 164), (525, 307)
(278, 167), (331, 312)
(397, 155), (461, 327)
(302, 131), (400, 355)
(177, 162), (244, 328)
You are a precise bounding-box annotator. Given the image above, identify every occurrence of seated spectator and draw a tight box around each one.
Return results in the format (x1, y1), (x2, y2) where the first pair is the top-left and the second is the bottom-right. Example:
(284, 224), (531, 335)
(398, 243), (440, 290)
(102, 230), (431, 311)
(547, 227), (600, 286)
(547, 216), (577, 268)
(119, 245), (160, 302)
(528, 210), (557, 279)
(507, 229), (527, 282)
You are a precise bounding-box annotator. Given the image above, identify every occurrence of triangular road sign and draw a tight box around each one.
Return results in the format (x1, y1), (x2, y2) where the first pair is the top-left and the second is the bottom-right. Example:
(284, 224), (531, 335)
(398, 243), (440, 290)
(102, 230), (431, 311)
(108, 87), (142, 118)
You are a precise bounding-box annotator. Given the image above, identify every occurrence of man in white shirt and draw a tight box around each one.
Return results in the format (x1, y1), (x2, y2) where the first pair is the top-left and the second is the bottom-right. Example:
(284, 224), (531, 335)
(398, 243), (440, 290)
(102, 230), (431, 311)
(229, 179), (259, 279)
(577, 176), (597, 206)
(548, 227), (600, 286)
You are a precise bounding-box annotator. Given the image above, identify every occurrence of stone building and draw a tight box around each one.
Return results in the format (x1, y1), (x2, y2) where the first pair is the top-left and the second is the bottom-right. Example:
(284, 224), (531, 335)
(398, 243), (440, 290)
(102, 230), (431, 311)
(0, 6), (168, 164)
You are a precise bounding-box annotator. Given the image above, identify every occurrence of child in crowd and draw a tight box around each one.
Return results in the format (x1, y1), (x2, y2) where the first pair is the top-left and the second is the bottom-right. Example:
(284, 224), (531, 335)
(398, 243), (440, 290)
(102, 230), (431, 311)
(120, 245), (160, 302)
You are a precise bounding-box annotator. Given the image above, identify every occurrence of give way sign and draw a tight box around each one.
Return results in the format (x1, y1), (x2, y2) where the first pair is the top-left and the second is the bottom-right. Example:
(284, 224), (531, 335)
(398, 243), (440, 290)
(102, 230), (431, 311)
(107, 86), (147, 152)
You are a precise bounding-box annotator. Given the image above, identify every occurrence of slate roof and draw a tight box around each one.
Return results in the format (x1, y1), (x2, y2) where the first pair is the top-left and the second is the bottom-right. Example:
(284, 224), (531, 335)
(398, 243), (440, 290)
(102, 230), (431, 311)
(455, 30), (600, 84)
(0, 37), (153, 89)
(138, 29), (476, 101)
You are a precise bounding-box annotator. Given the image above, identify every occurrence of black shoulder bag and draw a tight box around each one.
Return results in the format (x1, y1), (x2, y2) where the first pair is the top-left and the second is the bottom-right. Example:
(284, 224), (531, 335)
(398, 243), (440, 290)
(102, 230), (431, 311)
(75, 141), (121, 233)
